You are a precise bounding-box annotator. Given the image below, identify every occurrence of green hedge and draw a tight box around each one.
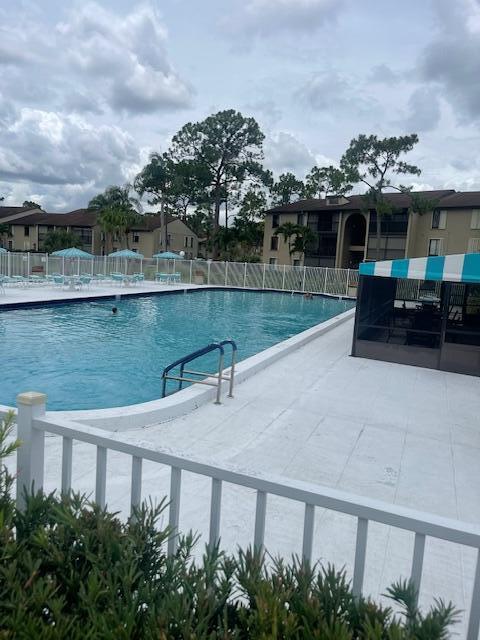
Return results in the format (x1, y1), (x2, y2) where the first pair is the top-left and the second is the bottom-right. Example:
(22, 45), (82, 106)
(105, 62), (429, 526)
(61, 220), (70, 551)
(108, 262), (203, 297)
(0, 414), (459, 639)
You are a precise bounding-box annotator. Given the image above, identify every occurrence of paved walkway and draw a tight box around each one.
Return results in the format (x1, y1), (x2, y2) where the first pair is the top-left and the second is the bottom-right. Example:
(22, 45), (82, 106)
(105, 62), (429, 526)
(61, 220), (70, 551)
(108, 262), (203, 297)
(37, 317), (480, 633)
(0, 281), (202, 307)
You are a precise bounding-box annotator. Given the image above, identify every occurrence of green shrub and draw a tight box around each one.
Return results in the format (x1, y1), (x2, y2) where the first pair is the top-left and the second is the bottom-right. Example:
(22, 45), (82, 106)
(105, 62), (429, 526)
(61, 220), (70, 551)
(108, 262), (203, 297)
(0, 415), (460, 639)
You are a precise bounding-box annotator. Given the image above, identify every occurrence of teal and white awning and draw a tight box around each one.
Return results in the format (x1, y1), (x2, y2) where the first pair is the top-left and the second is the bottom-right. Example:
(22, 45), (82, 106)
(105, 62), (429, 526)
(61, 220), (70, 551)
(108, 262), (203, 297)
(359, 253), (480, 284)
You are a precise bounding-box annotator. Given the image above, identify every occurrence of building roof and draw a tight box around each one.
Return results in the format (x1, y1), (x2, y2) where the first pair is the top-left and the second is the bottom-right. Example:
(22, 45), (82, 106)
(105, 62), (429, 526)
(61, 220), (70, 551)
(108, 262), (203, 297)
(0, 206), (42, 221)
(13, 208), (196, 235)
(19, 209), (98, 227)
(434, 191), (480, 209)
(265, 190), (456, 215)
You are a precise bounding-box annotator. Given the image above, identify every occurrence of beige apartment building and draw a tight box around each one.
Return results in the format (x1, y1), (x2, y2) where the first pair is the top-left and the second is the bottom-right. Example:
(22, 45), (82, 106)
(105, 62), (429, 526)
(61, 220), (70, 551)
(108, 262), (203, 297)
(263, 190), (480, 268)
(0, 208), (198, 259)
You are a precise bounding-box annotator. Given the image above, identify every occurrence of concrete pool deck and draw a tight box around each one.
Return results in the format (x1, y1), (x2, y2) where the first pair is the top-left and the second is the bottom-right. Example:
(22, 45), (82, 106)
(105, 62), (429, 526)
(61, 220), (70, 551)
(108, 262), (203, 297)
(31, 316), (480, 634)
(0, 280), (203, 307)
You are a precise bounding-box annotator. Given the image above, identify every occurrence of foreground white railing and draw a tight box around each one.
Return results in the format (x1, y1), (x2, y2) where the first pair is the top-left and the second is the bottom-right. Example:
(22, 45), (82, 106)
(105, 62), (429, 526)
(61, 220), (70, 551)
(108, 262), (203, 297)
(0, 252), (359, 297)
(11, 392), (480, 639)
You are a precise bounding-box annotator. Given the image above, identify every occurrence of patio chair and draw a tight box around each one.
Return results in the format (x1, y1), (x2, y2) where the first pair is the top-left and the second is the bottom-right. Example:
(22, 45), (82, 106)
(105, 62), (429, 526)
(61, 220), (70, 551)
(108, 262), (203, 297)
(155, 272), (169, 284)
(11, 275), (28, 287)
(80, 275), (91, 289)
(110, 273), (125, 285)
(52, 275), (65, 289)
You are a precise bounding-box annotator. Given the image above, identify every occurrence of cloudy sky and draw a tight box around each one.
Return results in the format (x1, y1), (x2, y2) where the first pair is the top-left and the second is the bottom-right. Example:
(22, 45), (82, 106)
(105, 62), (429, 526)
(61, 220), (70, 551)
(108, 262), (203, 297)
(0, 0), (479, 211)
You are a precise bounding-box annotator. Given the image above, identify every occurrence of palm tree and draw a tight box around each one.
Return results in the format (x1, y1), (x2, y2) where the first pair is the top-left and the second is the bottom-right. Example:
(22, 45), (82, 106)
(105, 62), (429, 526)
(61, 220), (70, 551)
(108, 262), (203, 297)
(274, 222), (298, 262)
(89, 185), (140, 253)
(291, 226), (317, 264)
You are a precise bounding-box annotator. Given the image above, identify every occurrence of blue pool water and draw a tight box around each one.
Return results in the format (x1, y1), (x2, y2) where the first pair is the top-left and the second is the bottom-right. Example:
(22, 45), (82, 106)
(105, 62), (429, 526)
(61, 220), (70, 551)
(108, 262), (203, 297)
(0, 290), (354, 410)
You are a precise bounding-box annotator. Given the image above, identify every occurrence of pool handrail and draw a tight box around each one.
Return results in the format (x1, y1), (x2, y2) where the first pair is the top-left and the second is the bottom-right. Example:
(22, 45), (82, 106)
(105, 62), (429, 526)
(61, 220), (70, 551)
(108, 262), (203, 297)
(161, 339), (237, 404)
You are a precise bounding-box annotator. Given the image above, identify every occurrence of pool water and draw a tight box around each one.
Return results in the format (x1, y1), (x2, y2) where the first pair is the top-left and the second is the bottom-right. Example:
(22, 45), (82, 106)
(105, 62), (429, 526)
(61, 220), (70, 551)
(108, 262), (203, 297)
(0, 290), (354, 410)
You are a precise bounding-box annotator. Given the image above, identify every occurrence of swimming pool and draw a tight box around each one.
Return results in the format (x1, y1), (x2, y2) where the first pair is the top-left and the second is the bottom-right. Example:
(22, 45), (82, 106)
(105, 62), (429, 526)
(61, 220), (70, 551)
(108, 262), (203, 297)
(0, 290), (354, 410)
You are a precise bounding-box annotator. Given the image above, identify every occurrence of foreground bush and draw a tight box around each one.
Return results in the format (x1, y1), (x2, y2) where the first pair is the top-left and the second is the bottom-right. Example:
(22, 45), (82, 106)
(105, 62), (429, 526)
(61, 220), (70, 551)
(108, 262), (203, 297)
(0, 415), (459, 639)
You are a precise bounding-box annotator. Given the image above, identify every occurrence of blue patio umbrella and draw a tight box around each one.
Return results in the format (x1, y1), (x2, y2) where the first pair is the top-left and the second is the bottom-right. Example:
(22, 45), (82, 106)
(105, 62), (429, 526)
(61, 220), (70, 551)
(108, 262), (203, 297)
(152, 251), (184, 274)
(0, 247), (7, 254)
(51, 248), (93, 258)
(51, 247), (93, 276)
(108, 249), (143, 276)
(108, 249), (144, 259)
(152, 251), (184, 260)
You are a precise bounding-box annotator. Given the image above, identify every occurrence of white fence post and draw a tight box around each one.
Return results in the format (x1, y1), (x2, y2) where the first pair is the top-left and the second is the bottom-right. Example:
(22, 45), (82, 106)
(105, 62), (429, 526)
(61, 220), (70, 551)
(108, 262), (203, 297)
(16, 392), (47, 510)
(345, 269), (350, 296)
(282, 264), (286, 290)
(243, 262), (247, 288)
(262, 263), (266, 289)
(302, 266), (306, 292)
(27, 252), (30, 276)
(189, 260), (193, 284)
(207, 260), (211, 285)
(7, 251), (11, 277)
(45, 253), (49, 276)
(224, 261), (228, 286)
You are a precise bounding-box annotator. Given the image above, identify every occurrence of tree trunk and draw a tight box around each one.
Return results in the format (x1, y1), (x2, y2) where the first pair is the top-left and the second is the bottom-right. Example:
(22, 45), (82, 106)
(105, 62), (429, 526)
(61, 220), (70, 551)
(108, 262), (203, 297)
(375, 210), (382, 260)
(160, 195), (167, 251)
(212, 198), (221, 259)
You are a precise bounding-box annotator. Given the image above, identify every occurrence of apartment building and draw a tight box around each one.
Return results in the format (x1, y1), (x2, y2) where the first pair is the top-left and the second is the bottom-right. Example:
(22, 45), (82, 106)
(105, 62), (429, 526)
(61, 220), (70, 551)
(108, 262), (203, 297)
(0, 208), (198, 259)
(262, 190), (480, 268)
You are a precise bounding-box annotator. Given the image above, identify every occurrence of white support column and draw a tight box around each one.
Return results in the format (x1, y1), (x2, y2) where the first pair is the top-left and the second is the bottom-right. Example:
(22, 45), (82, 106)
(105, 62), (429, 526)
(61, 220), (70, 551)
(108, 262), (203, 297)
(207, 260), (211, 285)
(189, 260), (193, 284)
(224, 261), (228, 286)
(16, 392), (47, 510)
(262, 263), (266, 289)
(27, 252), (30, 276)
(243, 262), (247, 288)
(45, 254), (49, 277)
(7, 251), (11, 277)
(302, 266), (306, 292)
(282, 264), (286, 290)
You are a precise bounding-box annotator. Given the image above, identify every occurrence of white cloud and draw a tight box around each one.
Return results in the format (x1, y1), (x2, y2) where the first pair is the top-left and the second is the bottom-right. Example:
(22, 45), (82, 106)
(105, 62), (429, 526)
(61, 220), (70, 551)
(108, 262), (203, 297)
(264, 131), (317, 177)
(0, 106), (139, 209)
(221, 0), (343, 40)
(419, 0), (480, 124)
(1, 3), (193, 116)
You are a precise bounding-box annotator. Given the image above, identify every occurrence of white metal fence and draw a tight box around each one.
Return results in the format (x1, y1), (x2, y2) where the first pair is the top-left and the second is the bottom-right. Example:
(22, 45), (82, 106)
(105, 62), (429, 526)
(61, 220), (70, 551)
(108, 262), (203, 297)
(0, 252), (359, 297)
(7, 394), (480, 639)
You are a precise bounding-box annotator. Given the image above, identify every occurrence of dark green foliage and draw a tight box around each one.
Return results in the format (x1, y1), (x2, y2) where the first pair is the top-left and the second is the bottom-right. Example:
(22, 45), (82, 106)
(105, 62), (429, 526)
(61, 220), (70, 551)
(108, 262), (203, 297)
(43, 229), (83, 253)
(0, 421), (459, 639)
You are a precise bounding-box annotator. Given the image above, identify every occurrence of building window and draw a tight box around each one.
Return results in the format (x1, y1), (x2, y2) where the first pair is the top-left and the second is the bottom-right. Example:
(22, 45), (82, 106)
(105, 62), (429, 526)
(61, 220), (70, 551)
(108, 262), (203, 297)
(297, 213), (305, 226)
(467, 238), (480, 253)
(190, 237), (194, 248)
(133, 233), (140, 243)
(432, 210), (447, 229)
(269, 257), (277, 265)
(428, 238), (443, 256)
(24, 226), (30, 237)
(270, 236), (279, 251)
(167, 234), (171, 246)
(471, 210), (480, 230)
(272, 213), (280, 228)
(293, 259), (301, 267)
(184, 237), (188, 247)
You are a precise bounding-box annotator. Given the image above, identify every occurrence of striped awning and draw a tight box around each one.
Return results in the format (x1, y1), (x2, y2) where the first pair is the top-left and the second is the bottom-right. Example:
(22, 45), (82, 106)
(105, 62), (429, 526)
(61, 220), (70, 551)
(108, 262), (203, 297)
(359, 253), (480, 284)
